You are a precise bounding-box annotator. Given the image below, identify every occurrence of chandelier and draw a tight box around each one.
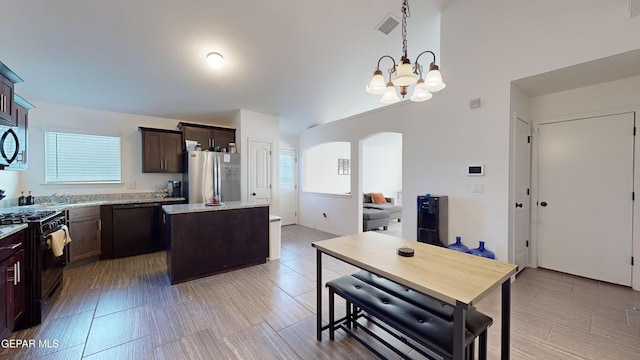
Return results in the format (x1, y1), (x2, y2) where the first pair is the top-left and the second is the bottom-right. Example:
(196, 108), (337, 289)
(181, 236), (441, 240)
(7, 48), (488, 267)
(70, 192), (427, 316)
(366, 0), (446, 103)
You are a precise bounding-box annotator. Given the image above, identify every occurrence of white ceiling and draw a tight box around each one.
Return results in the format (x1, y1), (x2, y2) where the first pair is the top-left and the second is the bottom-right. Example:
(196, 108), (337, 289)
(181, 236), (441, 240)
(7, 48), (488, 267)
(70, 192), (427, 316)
(1, 0), (446, 134)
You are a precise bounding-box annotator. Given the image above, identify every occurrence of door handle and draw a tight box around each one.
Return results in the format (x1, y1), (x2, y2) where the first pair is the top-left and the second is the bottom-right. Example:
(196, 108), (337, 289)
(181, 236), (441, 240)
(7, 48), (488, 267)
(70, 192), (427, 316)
(515, 203), (523, 208)
(540, 201), (548, 207)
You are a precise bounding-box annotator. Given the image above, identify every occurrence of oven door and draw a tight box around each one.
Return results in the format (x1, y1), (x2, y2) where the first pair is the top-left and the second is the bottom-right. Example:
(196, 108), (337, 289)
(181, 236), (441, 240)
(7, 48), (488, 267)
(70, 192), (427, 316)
(40, 236), (65, 299)
(0, 125), (19, 167)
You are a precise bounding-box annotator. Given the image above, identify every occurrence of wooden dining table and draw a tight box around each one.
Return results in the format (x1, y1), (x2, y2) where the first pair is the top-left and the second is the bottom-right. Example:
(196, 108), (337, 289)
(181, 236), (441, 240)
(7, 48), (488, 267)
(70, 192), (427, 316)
(312, 231), (518, 360)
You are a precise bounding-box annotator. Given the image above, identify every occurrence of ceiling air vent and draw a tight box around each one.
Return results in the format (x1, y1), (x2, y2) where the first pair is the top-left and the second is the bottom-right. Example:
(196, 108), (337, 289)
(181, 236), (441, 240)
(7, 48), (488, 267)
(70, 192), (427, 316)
(376, 14), (400, 35)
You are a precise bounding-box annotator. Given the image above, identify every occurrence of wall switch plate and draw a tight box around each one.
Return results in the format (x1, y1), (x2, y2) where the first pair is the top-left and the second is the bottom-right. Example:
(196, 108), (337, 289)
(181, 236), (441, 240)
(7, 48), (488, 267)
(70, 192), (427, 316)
(469, 97), (482, 109)
(126, 182), (136, 189)
(473, 184), (484, 193)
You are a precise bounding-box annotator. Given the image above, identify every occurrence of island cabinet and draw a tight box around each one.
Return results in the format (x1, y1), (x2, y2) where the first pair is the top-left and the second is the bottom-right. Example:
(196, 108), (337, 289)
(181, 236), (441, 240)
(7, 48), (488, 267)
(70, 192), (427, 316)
(178, 122), (236, 152)
(164, 204), (269, 284)
(139, 127), (183, 173)
(67, 206), (101, 266)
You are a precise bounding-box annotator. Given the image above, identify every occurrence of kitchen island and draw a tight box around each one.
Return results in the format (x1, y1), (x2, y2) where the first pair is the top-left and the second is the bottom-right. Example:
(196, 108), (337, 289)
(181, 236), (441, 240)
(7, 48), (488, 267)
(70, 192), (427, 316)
(162, 201), (269, 284)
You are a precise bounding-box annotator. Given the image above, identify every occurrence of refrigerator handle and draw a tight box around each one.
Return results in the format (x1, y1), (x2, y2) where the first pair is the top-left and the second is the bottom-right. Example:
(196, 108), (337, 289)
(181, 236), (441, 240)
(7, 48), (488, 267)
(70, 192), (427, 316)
(215, 156), (222, 197)
(216, 155), (222, 198)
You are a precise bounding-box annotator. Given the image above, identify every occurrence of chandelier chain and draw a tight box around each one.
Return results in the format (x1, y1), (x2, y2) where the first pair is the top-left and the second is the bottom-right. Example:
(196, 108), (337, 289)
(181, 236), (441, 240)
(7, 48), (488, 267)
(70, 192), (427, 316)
(401, 0), (409, 60)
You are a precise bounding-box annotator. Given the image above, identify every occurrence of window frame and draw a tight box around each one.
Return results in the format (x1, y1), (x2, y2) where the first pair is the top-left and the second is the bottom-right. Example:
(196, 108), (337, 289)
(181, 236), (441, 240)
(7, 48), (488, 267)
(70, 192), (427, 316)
(43, 128), (123, 185)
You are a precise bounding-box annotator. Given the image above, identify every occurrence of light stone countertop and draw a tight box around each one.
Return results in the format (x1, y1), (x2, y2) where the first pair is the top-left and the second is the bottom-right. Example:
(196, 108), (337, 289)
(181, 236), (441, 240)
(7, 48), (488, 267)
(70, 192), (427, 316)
(1, 197), (186, 213)
(162, 201), (269, 215)
(0, 223), (28, 241)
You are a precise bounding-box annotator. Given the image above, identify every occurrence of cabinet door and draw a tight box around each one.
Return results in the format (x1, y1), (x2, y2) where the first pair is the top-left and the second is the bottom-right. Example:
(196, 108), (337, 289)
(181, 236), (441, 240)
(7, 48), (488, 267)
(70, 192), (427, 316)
(0, 77), (15, 126)
(0, 260), (8, 339)
(213, 128), (236, 151)
(112, 204), (161, 257)
(142, 131), (163, 172)
(182, 126), (213, 150)
(68, 207), (101, 263)
(7, 103), (28, 170)
(163, 132), (184, 173)
(7, 250), (25, 330)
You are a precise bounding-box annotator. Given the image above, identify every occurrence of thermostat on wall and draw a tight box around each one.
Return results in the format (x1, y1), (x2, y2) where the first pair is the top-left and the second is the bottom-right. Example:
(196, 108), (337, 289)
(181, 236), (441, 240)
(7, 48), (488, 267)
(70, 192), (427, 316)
(467, 164), (484, 176)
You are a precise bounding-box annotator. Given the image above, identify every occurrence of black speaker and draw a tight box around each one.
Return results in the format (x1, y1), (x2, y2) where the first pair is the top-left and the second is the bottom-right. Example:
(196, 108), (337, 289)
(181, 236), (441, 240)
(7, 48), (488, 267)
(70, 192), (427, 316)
(417, 195), (448, 246)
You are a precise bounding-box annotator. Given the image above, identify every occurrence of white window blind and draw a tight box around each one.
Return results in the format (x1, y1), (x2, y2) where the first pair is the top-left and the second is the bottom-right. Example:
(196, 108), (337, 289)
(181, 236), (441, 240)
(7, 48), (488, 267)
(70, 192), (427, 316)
(44, 131), (122, 184)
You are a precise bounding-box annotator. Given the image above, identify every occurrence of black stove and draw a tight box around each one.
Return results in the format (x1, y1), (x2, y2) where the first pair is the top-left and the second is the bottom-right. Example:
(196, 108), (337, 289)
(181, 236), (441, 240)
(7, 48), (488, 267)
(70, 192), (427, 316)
(0, 210), (57, 225)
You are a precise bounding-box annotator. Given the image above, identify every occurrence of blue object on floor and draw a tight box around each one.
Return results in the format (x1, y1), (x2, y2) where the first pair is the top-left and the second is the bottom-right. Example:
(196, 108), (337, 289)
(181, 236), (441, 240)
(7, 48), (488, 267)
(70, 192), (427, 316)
(447, 236), (469, 253)
(468, 241), (495, 259)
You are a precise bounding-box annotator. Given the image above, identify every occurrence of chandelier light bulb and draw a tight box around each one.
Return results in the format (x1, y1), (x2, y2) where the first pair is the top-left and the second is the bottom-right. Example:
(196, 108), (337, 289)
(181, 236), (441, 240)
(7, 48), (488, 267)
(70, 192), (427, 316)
(380, 82), (400, 104)
(366, 70), (386, 94)
(410, 79), (433, 102)
(424, 69), (446, 92)
(206, 52), (225, 69)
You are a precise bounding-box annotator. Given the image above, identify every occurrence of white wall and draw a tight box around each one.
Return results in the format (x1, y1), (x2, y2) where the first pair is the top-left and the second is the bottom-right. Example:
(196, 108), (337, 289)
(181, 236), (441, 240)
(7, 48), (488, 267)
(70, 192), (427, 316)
(362, 132), (402, 202)
(303, 142), (351, 194)
(299, 0), (640, 262)
(9, 102), (184, 200)
(235, 109), (280, 215)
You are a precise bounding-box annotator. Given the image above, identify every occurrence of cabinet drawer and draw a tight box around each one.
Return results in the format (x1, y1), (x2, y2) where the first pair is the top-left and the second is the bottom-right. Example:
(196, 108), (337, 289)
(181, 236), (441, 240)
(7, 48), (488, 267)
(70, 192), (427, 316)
(0, 231), (24, 264)
(68, 206), (100, 220)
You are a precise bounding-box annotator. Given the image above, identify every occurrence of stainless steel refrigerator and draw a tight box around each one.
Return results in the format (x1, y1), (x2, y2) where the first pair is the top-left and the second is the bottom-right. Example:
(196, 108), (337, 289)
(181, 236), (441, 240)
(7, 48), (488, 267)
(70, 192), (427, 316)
(184, 151), (241, 203)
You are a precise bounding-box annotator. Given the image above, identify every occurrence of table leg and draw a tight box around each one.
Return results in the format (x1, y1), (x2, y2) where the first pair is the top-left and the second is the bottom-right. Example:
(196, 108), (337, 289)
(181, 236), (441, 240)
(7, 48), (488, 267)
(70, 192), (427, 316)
(501, 278), (512, 359)
(453, 301), (466, 360)
(316, 249), (322, 341)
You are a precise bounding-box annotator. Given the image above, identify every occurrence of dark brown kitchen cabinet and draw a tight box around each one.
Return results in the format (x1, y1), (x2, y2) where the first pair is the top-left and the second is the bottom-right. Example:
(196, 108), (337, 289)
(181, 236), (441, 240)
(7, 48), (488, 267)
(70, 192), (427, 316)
(0, 260), (8, 339)
(6, 95), (33, 171)
(67, 206), (101, 266)
(0, 230), (26, 339)
(0, 62), (23, 127)
(140, 127), (183, 173)
(111, 203), (161, 258)
(100, 200), (183, 259)
(7, 250), (25, 332)
(178, 122), (236, 151)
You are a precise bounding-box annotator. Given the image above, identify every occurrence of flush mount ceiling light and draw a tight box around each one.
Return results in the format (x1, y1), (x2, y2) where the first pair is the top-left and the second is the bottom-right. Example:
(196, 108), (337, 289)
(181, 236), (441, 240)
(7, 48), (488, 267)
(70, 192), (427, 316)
(206, 52), (225, 69)
(366, 0), (446, 103)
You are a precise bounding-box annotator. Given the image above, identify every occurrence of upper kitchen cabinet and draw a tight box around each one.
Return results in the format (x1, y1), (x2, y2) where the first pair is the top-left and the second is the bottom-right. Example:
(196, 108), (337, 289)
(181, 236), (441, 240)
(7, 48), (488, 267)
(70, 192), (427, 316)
(0, 61), (23, 127)
(139, 127), (183, 173)
(178, 122), (236, 152)
(7, 94), (33, 171)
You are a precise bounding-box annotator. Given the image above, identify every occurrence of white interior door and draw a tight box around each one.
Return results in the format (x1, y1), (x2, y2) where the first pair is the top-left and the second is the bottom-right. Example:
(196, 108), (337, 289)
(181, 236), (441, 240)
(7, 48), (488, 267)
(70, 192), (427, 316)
(249, 138), (272, 205)
(279, 148), (298, 225)
(537, 112), (634, 286)
(514, 117), (531, 272)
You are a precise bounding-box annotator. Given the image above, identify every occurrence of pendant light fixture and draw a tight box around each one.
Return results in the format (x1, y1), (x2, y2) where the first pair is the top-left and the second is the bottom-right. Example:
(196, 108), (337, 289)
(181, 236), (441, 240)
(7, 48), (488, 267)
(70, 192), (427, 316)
(366, 0), (445, 103)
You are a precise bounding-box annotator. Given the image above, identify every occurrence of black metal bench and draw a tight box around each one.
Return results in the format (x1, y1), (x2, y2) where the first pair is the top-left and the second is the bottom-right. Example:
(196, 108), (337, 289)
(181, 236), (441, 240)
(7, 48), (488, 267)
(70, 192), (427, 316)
(326, 275), (484, 359)
(352, 270), (492, 359)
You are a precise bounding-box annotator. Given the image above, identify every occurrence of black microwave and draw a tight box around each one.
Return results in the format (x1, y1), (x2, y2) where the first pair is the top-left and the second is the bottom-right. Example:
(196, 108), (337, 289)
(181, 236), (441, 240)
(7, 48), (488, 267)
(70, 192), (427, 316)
(0, 125), (19, 169)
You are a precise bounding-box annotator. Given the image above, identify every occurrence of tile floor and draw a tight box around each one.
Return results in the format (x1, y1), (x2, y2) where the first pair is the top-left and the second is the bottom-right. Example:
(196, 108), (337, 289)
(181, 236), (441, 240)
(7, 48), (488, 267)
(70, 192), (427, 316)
(0, 224), (638, 359)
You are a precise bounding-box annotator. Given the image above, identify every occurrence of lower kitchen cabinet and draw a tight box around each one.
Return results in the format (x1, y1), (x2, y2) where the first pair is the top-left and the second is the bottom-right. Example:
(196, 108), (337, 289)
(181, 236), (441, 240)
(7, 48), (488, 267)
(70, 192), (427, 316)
(0, 230), (26, 339)
(111, 203), (161, 258)
(101, 200), (182, 259)
(67, 206), (101, 265)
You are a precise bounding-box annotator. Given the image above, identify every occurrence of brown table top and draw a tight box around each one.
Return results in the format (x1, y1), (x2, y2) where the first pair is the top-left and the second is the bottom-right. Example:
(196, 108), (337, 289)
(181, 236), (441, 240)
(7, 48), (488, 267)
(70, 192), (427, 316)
(313, 232), (518, 306)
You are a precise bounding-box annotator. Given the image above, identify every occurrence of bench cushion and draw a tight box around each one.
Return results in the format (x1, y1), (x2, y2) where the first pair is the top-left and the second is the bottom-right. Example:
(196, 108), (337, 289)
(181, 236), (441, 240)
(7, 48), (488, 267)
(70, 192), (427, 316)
(362, 207), (389, 220)
(327, 275), (475, 358)
(352, 270), (492, 336)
